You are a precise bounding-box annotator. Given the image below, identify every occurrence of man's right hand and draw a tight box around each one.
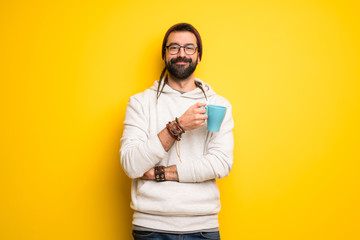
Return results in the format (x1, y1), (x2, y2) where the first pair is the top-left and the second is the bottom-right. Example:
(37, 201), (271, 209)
(178, 102), (208, 131)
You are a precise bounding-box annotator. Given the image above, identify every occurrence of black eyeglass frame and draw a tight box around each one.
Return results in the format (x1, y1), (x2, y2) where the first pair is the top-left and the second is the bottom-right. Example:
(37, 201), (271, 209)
(165, 44), (198, 55)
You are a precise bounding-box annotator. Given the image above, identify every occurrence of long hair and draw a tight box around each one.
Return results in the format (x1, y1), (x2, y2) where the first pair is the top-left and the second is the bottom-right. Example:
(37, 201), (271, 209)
(156, 66), (168, 100)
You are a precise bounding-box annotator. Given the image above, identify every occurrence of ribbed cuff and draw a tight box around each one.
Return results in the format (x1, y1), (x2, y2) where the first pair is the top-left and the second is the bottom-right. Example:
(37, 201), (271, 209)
(176, 161), (197, 182)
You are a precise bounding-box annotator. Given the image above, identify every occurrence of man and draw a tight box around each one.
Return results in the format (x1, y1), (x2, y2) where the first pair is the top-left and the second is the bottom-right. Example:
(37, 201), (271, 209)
(120, 23), (234, 240)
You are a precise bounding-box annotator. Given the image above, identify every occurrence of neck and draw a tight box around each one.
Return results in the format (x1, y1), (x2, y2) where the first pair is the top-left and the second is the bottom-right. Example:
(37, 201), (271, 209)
(167, 74), (196, 92)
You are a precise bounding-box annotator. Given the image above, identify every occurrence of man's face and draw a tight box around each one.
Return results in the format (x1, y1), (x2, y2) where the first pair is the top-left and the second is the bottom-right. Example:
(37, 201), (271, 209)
(165, 31), (200, 80)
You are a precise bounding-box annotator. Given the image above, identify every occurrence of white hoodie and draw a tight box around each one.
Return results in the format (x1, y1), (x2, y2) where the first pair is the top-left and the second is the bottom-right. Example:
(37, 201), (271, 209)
(120, 78), (234, 232)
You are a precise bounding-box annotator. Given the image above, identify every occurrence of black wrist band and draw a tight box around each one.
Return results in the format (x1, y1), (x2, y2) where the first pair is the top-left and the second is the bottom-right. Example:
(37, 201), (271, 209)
(154, 166), (166, 182)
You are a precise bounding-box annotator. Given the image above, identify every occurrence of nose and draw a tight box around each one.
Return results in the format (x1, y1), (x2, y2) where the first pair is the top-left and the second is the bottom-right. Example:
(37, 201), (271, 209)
(177, 47), (186, 57)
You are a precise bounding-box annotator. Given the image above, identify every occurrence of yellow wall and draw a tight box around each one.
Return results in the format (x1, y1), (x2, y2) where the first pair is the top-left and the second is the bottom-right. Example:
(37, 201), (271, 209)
(1, 0), (359, 239)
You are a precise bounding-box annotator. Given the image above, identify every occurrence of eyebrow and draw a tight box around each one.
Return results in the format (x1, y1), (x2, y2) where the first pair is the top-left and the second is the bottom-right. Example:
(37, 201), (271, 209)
(167, 42), (196, 46)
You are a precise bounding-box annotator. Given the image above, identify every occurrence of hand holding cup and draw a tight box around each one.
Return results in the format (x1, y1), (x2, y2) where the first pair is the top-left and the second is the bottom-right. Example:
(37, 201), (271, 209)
(178, 103), (208, 131)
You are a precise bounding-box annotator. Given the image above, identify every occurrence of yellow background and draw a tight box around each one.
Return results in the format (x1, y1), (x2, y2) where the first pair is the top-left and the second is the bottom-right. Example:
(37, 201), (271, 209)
(1, 0), (359, 239)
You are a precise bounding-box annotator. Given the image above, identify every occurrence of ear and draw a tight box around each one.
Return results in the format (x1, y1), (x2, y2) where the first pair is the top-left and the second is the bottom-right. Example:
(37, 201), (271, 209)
(197, 55), (201, 64)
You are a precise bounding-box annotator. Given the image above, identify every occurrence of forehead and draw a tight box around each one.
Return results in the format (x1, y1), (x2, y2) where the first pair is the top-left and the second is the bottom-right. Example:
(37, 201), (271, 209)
(166, 31), (197, 45)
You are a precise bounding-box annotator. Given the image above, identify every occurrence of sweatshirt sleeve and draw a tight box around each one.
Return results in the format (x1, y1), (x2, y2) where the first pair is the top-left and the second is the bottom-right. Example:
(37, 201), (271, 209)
(176, 104), (234, 183)
(120, 96), (167, 179)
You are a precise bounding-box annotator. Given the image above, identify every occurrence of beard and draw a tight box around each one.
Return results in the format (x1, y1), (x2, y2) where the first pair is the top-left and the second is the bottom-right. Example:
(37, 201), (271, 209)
(166, 56), (198, 80)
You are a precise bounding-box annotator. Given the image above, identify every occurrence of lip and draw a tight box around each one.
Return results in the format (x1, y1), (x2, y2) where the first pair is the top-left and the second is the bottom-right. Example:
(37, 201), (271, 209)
(175, 62), (188, 65)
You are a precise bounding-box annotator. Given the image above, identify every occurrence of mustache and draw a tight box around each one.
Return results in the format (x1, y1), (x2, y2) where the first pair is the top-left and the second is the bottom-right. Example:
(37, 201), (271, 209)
(170, 57), (192, 64)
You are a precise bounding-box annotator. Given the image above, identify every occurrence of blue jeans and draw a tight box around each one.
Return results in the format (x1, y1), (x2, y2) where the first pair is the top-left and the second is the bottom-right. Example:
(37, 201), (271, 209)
(132, 230), (221, 240)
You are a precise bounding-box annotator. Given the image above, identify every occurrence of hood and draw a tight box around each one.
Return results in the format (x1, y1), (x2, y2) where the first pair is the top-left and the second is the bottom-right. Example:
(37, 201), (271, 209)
(150, 78), (216, 100)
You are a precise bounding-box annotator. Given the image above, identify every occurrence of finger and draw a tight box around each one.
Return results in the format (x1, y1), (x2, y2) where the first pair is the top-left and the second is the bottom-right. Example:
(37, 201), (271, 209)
(195, 107), (207, 114)
(196, 119), (206, 126)
(196, 114), (208, 120)
(196, 102), (207, 107)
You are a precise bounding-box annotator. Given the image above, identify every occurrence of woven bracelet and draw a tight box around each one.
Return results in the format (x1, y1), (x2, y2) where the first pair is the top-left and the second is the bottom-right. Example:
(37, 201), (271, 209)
(166, 122), (179, 140)
(166, 120), (183, 141)
(175, 117), (185, 133)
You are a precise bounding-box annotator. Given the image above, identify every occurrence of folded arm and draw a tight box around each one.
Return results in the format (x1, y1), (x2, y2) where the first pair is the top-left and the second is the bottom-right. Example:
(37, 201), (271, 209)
(120, 97), (234, 183)
(120, 97), (167, 179)
(141, 104), (234, 183)
(176, 105), (234, 182)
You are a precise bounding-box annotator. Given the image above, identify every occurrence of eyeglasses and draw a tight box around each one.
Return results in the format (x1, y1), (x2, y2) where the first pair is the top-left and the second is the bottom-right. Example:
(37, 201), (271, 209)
(165, 44), (198, 55)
